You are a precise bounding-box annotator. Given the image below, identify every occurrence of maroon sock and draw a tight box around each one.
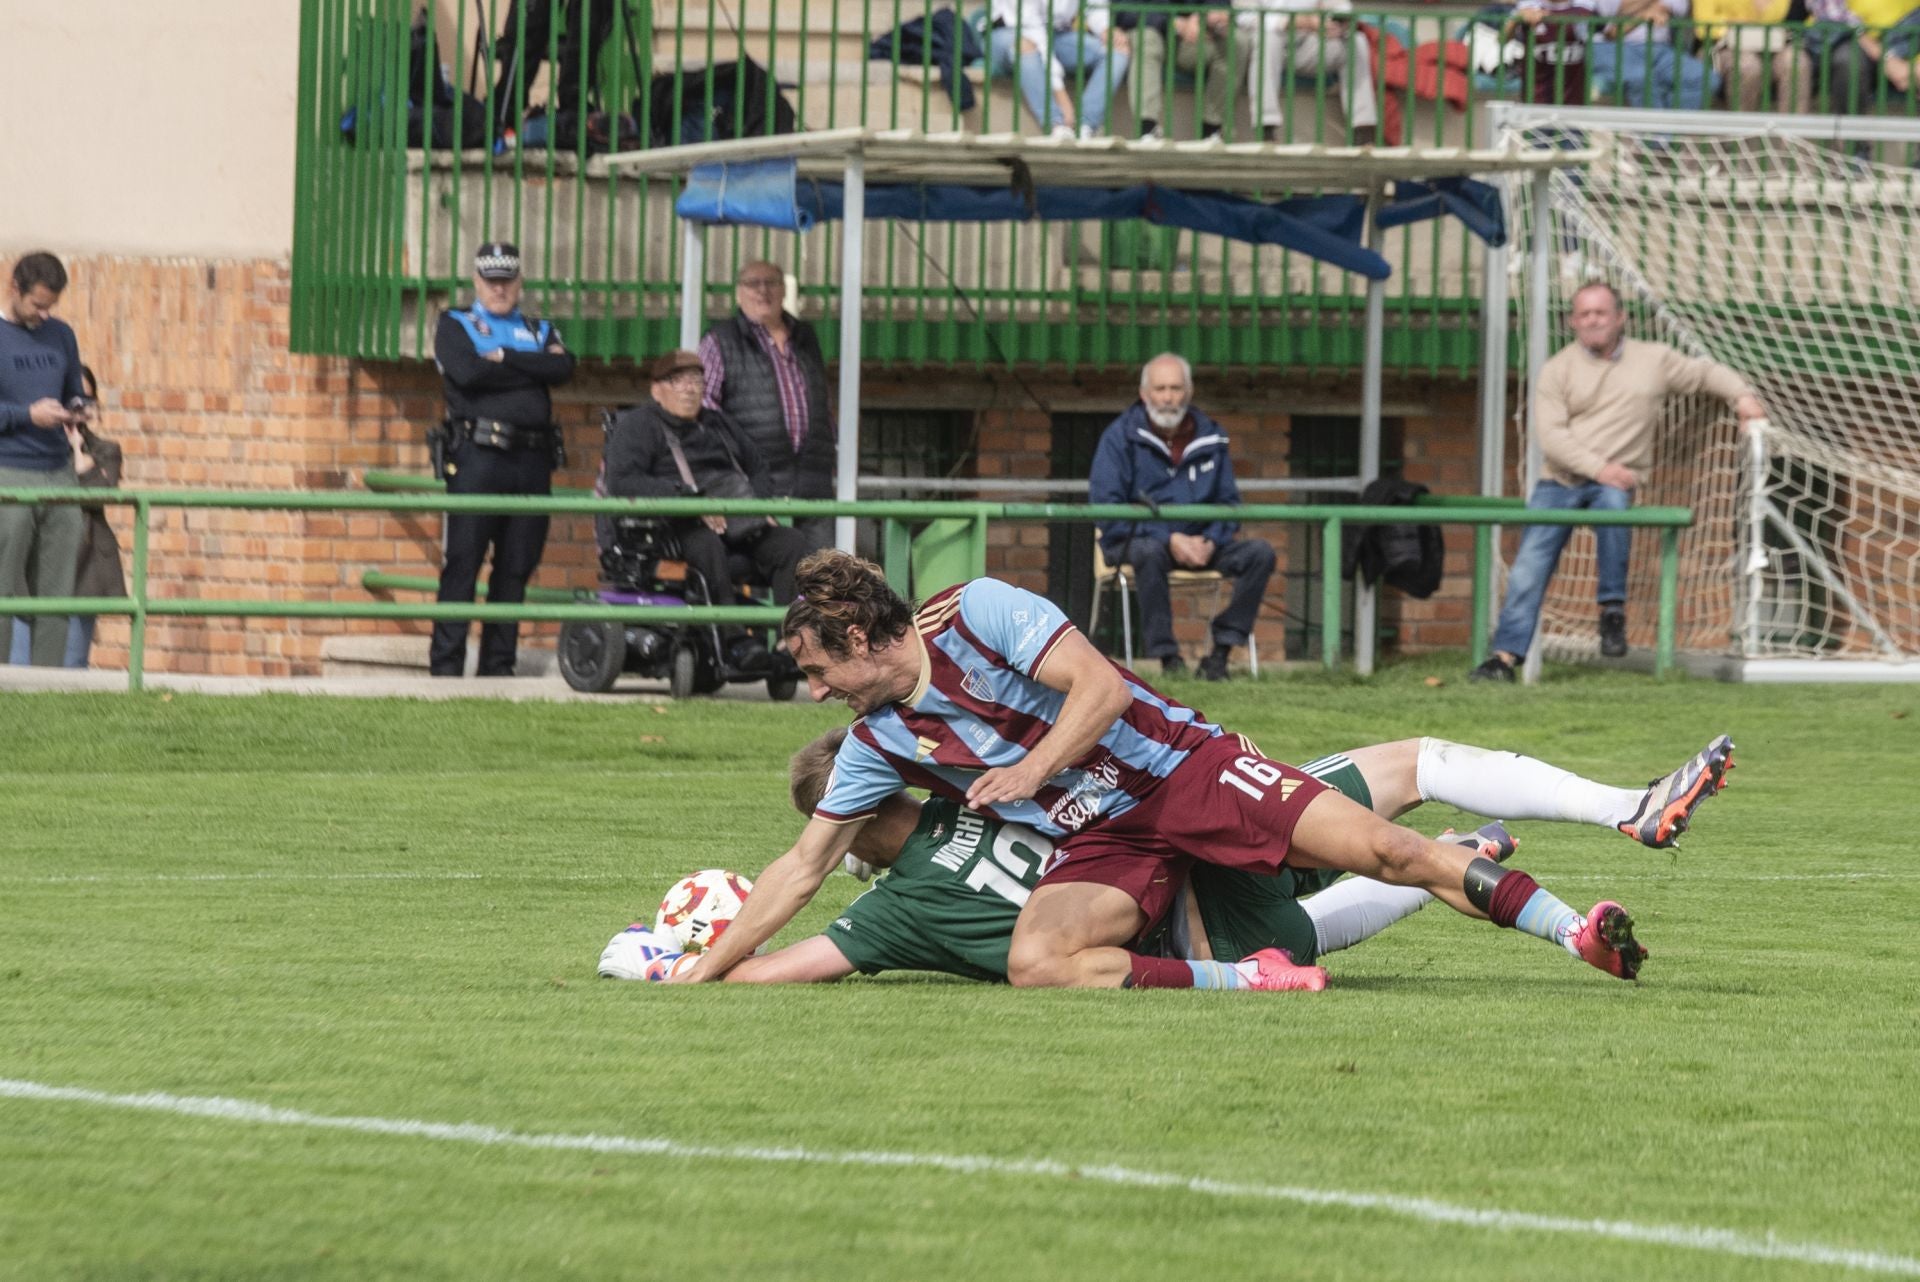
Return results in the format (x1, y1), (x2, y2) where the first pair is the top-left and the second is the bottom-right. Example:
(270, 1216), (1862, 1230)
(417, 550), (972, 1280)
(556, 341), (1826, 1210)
(1124, 954), (1196, 989)
(1486, 869), (1541, 929)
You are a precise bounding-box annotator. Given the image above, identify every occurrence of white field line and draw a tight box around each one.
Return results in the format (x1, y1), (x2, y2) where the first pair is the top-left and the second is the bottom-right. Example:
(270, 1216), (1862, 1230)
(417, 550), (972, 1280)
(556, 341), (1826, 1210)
(4, 870), (627, 886)
(4, 869), (1905, 889)
(3, 1078), (1918, 1276)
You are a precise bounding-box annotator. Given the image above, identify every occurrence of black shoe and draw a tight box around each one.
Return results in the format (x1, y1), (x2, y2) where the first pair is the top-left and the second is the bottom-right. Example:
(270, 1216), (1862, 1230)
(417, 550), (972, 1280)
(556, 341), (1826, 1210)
(1159, 655), (1187, 678)
(1468, 656), (1515, 682)
(1600, 607), (1628, 658)
(726, 635), (770, 675)
(1197, 652), (1230, 682)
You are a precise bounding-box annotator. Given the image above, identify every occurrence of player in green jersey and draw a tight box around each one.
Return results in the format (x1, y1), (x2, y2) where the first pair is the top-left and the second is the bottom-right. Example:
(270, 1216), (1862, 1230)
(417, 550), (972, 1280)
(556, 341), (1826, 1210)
(600, 729), (1731, 986)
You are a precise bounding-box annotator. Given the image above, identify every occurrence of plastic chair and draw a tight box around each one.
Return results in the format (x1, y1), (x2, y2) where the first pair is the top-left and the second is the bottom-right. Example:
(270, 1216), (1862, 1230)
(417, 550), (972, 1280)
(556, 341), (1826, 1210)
(1088, 543), (1259, 676)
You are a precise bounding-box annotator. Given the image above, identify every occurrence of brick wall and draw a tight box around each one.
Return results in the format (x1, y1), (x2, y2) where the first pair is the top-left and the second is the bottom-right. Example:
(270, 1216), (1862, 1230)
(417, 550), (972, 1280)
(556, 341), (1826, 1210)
(50, 254), (1497, 676)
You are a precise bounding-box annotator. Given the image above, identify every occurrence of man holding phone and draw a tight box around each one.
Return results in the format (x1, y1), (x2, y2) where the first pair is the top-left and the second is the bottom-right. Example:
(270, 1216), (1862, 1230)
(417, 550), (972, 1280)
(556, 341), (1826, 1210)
(0, 251), (88, 666)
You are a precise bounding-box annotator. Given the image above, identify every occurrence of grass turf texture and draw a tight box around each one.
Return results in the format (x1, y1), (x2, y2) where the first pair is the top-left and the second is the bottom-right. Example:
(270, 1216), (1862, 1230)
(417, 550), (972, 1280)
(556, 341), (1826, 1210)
(2, 663), (1916, 1281)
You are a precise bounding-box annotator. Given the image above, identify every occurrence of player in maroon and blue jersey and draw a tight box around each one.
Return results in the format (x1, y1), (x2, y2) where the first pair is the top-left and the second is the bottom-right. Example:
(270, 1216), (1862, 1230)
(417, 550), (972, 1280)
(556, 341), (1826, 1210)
(680, 551), (1654, 991)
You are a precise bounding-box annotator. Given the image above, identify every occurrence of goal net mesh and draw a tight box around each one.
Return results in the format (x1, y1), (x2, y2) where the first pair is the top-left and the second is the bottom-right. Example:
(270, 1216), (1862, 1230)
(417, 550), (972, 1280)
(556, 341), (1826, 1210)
(1500, 122), (1920, 663)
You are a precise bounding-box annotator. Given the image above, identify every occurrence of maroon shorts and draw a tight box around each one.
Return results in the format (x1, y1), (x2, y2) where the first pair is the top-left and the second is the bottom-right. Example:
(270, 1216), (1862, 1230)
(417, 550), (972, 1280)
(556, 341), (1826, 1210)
(1036, 732), (1331, 923)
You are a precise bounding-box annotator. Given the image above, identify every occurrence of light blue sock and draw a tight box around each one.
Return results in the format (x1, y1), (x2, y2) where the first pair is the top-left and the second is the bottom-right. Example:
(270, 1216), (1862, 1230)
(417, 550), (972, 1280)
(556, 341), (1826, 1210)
(1514, 888), (1585, 956)
(1186, 960), (1250, 990)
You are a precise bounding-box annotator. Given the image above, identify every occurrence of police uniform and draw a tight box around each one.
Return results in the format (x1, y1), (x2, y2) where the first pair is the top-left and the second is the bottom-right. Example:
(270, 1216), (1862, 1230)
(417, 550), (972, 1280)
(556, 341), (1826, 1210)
(430, 243), (576, 676)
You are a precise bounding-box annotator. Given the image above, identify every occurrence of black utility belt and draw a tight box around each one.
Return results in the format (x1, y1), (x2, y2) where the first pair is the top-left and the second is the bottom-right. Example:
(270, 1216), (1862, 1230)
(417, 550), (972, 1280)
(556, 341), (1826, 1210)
(457, 418), (555, 451)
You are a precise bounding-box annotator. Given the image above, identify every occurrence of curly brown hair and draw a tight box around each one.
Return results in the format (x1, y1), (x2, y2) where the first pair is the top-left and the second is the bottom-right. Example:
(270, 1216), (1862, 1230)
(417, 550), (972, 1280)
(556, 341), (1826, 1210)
(781, 549), (917, 658)
(788, 726), (849, 816)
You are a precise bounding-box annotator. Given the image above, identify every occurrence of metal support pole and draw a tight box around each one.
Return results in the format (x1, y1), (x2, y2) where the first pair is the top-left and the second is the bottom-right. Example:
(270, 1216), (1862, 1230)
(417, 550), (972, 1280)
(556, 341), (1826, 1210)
(1355, 184), (1385, 676)
(1477, 151), (1513, 653)
(678, 221), (704, 351)
(1520, 167), (1552, 686)
(1740, 419), (1770, 657)
(834, 153), (866, 553)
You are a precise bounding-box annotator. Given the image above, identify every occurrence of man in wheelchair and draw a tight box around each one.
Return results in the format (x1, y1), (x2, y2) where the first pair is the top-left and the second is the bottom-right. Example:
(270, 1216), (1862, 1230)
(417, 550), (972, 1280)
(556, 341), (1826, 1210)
(602, 349), (813, 676)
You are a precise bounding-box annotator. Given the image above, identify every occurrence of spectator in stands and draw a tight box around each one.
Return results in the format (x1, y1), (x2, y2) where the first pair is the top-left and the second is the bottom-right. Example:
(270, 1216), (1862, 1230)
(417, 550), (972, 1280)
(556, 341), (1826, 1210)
(605, 350), (814, 675)
(489, 0), (617, 134)
(1089, 353), (1274, 681)
(1469, 283), (1767, 683)
(987, 0), (1133, 138)
(1585, 0), (1720, 110)
(1800, 0), (1920, 116)
(1122, 3), (1249, 139)
(700, 261), (835, 551)
(1696, 0), (1813, 110)
(0, 251), (87, 668)
(1502, 0), (1608, 106)
(1234, 0), (1380, 144)
(8, 365), (122, 668)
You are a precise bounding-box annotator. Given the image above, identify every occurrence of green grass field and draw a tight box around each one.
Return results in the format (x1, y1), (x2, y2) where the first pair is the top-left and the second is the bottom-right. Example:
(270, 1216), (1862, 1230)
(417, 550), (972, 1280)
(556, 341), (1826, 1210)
(3, 663), (1917, 1281)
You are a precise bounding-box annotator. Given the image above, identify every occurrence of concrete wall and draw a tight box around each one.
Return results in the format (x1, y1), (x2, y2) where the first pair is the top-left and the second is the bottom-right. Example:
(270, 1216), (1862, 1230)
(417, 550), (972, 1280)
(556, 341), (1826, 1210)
(2, 1), (300, 259)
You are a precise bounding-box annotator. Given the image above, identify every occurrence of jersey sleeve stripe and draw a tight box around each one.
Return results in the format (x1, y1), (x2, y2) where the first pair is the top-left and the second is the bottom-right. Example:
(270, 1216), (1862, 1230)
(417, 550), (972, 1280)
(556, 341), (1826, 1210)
(812, 806), (880, 825)
(1028, 619), (1077, 679)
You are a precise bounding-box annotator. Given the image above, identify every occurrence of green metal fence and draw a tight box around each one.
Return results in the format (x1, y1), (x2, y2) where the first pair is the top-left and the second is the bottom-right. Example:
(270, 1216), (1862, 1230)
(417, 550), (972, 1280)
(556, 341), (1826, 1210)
(1, 486), (1693, 691)
(290, 0), (1920, 375)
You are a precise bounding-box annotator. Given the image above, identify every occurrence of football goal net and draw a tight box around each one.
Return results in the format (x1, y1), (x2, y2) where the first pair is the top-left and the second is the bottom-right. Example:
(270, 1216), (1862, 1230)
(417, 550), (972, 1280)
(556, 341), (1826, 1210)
(1487, 105), (1920, 679)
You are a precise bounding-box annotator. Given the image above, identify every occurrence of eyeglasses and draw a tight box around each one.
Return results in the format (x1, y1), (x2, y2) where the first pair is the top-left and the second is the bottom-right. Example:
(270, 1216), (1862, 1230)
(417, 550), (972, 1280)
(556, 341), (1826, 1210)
(739, 276), (785, 292)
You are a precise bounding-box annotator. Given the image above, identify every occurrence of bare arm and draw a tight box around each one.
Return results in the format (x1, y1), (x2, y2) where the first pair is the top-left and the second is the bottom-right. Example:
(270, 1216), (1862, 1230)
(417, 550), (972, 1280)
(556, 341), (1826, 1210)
(672, 814), (869, 981)
(723, 935), (859, 984)
(965, 629), (1133, 809)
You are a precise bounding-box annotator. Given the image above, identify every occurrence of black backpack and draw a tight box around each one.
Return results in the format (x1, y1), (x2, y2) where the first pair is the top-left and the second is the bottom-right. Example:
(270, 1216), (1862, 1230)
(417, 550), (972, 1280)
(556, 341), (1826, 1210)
(645, 57), (797, 148)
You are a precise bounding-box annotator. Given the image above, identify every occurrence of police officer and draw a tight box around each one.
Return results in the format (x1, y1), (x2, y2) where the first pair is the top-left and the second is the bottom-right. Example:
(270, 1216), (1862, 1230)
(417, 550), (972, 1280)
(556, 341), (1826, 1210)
(430, 242), (575, 677)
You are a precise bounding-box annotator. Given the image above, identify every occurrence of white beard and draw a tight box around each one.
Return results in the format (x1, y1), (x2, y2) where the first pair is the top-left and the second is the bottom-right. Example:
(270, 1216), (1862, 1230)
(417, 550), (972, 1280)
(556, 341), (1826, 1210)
(1146, 404), (1188, 431)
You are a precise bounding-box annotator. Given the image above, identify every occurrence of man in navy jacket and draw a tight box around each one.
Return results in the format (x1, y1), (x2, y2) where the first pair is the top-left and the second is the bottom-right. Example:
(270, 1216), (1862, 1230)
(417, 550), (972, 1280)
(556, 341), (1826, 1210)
(1089, 353), (1274, 681)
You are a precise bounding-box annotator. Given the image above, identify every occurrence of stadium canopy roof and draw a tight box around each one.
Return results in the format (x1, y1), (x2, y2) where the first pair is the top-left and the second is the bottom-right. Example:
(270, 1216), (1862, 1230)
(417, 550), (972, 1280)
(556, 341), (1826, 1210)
(603, 128), (1595, 672)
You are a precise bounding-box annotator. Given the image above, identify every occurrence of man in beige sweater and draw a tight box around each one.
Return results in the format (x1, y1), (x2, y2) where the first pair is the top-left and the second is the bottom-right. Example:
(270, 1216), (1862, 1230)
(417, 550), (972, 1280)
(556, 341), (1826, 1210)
(1470, 282), (1765, 681)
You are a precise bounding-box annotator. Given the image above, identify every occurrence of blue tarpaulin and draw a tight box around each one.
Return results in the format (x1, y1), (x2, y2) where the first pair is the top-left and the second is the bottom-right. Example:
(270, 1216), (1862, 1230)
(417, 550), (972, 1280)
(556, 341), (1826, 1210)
(675, 157), (1507, 281)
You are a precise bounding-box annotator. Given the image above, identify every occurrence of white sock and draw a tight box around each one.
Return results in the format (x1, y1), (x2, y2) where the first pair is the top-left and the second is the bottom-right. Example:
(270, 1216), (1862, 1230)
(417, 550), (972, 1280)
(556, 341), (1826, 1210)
(1414, 737), (1641, 831)
(1303, 877), (1435, 955)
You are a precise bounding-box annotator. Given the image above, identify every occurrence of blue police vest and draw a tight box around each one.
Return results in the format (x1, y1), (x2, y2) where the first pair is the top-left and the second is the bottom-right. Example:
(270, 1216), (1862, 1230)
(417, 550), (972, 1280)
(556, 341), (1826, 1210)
(449, 305), (553, 357)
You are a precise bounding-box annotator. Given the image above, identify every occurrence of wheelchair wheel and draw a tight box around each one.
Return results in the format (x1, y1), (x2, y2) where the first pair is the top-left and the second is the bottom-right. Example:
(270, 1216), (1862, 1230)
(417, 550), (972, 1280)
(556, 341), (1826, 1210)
(559, 620), (624, 694)
(668, 644), (699, 700)
(765, 672), (799, 701)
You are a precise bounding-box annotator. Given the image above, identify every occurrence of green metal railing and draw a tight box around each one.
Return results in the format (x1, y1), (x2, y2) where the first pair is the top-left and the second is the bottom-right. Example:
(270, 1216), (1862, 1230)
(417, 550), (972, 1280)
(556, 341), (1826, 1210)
(292, 0), (1920, 375)
(1, 486), (1693, 692)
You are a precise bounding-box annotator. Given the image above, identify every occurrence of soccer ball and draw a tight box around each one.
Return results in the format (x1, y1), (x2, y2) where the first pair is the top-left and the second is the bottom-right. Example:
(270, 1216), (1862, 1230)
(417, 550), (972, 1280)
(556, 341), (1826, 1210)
(654, 869), (753, 953)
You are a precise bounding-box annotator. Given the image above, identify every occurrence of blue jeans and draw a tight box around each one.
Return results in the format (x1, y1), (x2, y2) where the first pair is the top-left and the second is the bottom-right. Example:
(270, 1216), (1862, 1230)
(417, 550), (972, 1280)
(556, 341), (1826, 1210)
(9, 614), (93, 667)
(988, 28), (1130, 131)
(1491, 480), (1632, 660)
(1588, 40), (1718, 110)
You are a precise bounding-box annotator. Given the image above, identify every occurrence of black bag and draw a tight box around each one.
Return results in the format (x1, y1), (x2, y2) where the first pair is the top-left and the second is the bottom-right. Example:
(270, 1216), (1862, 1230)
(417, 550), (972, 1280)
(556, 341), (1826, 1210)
(1342, 477), (1446, 599)
(645, 57), (797, 148)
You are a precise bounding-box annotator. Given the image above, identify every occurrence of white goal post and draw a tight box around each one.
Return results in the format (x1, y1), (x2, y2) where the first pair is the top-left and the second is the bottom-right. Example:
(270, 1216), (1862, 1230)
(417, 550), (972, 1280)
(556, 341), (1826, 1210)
(1481, 104), (1920, 683)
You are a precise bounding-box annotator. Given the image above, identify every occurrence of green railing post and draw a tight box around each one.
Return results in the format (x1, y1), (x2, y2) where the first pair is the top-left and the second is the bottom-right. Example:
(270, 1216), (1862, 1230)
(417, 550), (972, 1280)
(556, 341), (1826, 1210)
(1321, 516), (1342, 669)
(129, 497), (150, 694)
(970, 507), (989, 581)
(1657, 525), (1679, 678)
(1471, 524), (1491, 668)
(881, 517), (912, 594)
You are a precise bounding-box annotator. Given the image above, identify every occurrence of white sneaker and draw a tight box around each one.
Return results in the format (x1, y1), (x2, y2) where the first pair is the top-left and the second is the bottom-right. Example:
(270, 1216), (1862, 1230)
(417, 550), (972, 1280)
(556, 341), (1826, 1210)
(1048, 123), (1075, 141)
(598, 924), (672, 980)
(1077, 122), (1098, 140)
